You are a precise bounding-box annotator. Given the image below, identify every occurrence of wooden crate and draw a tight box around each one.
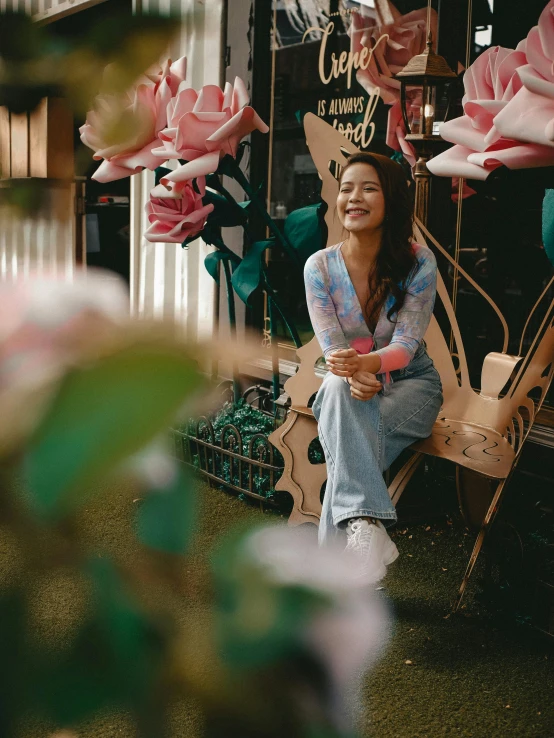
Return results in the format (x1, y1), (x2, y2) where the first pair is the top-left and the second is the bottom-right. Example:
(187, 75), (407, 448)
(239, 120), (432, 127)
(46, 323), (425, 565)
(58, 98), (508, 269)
(0, 98), (74, 180)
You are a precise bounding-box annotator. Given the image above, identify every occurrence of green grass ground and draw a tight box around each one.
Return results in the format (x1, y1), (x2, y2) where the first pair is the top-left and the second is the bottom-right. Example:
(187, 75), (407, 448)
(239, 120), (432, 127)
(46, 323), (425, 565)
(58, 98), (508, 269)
(18, 479), (554, 738)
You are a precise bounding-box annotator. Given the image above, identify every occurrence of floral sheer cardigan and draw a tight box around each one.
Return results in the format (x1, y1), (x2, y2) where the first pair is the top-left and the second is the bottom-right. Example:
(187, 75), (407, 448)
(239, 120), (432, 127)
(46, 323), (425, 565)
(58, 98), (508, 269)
(303, 242), (437, 386)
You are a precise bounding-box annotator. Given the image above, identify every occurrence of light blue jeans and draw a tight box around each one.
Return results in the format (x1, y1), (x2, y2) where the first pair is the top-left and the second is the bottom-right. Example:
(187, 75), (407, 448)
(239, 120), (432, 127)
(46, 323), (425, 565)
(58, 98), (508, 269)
(312, 345), (443, 546)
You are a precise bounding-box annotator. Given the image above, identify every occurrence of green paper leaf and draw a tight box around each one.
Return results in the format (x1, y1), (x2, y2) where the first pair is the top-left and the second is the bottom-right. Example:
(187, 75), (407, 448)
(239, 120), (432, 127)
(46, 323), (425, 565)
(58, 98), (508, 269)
(205, 251), (225, 283)
(235, 140), (249, 167)
(154, 166), (172, 186)
(137, 462), (196, 554)
(231, 240), (274, 305)
(190, 222), (220, 247)
(217, 154), (241, 178)
(24, 345), (205, 519)
(295, 109), (311, 126)
(543, 189), (554, 266)
(283, 202), (327, 266)
(203, 188), (250, 228)
(204, 250), (240, 283)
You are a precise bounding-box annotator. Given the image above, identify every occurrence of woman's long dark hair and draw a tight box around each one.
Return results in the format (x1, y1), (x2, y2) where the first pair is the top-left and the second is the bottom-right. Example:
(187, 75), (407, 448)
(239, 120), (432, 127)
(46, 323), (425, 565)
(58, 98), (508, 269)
(339, 152), (417, 324)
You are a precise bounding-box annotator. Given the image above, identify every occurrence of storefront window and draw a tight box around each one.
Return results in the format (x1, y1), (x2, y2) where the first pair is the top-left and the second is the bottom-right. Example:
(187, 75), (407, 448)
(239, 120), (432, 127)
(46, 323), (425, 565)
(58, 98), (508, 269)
(265, 0), (394, 351)
(262, 0), (554, 425)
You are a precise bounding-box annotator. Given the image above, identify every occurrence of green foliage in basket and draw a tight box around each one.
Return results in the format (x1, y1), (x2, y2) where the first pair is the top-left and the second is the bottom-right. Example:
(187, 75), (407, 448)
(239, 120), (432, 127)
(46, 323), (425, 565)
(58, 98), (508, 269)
(186, 400), (324, 512)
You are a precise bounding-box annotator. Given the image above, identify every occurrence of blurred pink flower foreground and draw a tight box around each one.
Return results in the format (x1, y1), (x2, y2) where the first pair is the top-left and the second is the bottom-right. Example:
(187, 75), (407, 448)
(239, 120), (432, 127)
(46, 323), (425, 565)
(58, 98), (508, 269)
(80, 58), (188, 183)
(428, 0), (554, 180)
(0, 273), (128, 455)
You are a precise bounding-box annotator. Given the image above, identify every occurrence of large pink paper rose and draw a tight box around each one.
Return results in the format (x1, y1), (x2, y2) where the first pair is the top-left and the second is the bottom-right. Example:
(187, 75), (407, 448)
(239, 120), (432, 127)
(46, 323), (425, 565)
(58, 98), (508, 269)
(153, 77), (269, 185)
(429, 0), (554, 180)
(350, 2), (437, 164)
(144, 177), (214, 244)
(80, 57), (187, 183)
(386, 95), (423, 167)
(350, 2), (437, 106)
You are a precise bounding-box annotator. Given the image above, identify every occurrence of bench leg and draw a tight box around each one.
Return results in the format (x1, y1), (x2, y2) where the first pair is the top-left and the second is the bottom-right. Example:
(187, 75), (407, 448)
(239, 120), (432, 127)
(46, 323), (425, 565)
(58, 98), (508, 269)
(456, 467), (497, 528)
(388, 451), (425, 505)
(452, 477), (508, 613)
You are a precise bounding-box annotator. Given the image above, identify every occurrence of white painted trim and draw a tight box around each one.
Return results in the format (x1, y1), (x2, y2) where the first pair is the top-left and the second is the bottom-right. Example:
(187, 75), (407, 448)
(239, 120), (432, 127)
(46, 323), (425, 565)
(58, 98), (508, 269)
(0, 186), (75, 283)
(31, 0), (109, 23)
(129, 0), (224, 339)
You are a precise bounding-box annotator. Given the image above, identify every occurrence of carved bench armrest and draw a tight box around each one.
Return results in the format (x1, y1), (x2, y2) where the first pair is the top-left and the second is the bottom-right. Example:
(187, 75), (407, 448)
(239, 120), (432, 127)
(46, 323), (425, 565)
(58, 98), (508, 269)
(283, 336), (324, 408)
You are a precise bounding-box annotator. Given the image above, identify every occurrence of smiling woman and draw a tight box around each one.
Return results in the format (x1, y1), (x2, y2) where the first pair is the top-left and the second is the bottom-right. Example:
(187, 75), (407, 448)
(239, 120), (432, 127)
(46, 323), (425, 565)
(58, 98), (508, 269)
(334, 152), (418, 338)
(304, 151), (442, 581)
(338, 171), (385, 235)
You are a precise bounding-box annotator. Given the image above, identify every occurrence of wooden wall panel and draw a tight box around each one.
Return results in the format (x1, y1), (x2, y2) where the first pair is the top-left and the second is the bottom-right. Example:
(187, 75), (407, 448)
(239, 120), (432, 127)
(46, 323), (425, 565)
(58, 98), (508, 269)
(130, 0), (224, 337)
(29, 98), (74, 179)
(28, 99), (48, 178)
(10, 113), (29, 177)
(0, 99), (73, 180)
(0, 108), (10, 179)
(0, 184), (75, 283)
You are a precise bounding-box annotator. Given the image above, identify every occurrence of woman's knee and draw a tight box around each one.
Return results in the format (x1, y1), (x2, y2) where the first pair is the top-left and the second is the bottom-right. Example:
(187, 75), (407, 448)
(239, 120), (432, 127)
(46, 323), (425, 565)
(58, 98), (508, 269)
(314, 375), (349, 416)
(323, 374), (351, 400)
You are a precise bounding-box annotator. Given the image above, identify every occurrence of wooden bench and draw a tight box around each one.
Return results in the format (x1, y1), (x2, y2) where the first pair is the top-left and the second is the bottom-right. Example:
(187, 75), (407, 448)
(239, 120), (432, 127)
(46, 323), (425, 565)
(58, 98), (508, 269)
(269, 114), (554, 612)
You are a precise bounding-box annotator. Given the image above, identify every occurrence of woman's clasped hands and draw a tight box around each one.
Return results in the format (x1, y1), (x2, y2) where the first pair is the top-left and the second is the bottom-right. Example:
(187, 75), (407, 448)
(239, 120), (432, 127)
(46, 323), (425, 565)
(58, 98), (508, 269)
(326, 347), (360, 377)
(327, 348), (382, 401)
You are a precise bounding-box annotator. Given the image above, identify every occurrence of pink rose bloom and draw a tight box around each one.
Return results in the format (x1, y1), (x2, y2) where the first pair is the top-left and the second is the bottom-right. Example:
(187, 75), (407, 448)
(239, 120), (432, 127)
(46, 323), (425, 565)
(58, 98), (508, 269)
(350, 2), (437, 106)
(350, 3), (437, 164)
(80, 57), (187, 183)
(153, 77), (269, 185)
(386, 94), (422, 167)
(429, 0), (554, 180)
(144, 177), (214, 244)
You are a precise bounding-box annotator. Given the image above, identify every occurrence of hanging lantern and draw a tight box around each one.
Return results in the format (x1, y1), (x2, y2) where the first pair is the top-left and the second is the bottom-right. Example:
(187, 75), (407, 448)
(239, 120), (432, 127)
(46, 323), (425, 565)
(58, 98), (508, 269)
(394, 31), (457, 226)
(395, 33), (457, 143)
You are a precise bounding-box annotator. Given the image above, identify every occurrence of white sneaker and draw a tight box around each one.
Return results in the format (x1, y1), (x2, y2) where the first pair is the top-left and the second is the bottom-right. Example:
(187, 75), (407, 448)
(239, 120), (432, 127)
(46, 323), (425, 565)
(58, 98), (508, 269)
(345, 518), (399, 583)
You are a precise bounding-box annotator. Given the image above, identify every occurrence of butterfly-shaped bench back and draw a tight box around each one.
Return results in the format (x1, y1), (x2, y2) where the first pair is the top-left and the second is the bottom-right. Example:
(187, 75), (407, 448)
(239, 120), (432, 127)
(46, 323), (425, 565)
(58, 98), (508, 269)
(289, 113), (554, 461)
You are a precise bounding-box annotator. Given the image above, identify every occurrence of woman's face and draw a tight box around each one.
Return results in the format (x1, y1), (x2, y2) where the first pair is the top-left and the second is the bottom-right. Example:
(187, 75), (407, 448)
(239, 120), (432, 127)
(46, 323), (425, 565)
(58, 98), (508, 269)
(337, 163), (386, 236)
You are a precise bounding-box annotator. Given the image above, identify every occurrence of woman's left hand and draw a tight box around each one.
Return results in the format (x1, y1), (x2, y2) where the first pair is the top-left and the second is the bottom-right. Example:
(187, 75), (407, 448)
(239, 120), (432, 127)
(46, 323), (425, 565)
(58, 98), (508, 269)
(327, 348), (360, 377)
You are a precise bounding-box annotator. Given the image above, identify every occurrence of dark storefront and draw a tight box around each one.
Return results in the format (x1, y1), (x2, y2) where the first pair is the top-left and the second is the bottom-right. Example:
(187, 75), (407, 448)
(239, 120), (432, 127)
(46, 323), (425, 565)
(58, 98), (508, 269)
(242, 0), (554, 462)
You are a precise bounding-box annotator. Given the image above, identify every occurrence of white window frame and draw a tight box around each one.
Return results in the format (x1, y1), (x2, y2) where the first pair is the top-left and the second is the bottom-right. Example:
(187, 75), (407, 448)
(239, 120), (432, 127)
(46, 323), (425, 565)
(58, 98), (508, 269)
(9, 0), (110, 24)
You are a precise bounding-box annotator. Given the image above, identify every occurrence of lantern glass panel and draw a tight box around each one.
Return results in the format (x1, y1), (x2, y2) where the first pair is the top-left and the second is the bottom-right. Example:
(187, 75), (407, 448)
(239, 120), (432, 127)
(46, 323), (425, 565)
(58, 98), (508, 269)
(433, 82), (453, 129)
(404, 85), (424, 134)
